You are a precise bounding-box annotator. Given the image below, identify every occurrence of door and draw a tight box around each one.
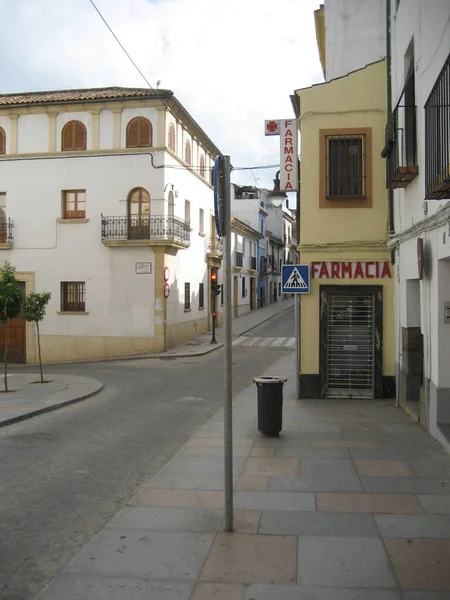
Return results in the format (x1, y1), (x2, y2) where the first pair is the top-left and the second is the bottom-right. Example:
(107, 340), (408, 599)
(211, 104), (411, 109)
(128, 188), (150, 239)
(233, 276), (239, 317)
(0, 281), (26, 363)
(321, 287), (382, 399)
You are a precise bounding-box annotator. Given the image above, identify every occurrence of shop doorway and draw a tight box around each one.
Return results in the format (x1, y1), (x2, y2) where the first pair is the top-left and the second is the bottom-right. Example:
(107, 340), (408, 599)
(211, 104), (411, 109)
(320, 286), (382, 399)
(0, 281), (26, 363)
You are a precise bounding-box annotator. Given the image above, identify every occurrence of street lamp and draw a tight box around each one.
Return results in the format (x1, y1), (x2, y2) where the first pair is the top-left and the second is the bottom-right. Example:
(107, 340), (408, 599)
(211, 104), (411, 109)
(266, 170), (288, 208)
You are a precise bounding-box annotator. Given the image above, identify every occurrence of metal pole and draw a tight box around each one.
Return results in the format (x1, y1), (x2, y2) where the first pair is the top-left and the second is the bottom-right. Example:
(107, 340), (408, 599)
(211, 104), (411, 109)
(223, 155), (233, 532)
(295, 295), (300, 400)
(163, 295), (167, 352)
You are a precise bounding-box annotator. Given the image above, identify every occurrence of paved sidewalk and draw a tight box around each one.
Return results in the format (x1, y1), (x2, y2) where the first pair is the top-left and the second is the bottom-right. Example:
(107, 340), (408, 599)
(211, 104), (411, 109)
(34, 352), (450, 599)
(0, 299), (294, 427)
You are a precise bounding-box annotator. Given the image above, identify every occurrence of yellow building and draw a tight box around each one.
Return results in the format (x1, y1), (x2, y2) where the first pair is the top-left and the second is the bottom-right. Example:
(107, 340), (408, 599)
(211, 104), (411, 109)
(293, 58), (395, 399)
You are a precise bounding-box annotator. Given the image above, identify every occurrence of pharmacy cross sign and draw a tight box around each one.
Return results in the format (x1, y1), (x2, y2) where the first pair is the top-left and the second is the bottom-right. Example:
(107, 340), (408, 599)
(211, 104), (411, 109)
(282, 265), (310, 294)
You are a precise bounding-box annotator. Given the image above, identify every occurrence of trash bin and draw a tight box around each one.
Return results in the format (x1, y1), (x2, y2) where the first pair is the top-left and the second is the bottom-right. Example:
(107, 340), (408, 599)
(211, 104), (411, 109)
(252, 376), (287, 437)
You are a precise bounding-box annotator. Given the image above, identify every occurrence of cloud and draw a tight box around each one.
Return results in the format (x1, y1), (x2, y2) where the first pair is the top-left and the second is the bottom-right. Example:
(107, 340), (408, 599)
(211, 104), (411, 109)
(0, 0), (323, 188)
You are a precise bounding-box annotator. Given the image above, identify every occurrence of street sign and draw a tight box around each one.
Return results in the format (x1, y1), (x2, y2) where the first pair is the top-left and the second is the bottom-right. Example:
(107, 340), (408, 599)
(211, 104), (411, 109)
(163, 283), (170, 298)
(282, 264), (310, 294)
(213, 155), (226, 237)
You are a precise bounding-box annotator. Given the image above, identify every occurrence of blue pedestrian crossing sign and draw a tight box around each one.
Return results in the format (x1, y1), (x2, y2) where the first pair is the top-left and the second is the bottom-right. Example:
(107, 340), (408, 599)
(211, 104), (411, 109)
(282, 264), (310, 294)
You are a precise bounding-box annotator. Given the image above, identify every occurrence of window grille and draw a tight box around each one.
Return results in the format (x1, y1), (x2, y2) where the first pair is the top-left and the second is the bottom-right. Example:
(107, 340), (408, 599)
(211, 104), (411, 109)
(61, 282), (85, 312)
(184, 282), (191, 310)
(199, 283), (204, 308)
(326, 134), (366, 198)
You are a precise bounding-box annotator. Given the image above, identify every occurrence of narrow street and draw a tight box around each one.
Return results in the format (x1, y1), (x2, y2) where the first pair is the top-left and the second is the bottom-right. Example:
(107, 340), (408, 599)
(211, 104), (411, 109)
(0, 307), (295, 600)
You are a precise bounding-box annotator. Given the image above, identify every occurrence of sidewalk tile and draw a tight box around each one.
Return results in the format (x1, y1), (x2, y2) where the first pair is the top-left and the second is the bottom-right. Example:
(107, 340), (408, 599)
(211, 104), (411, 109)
(313, 439), (380, 449)
(65, 529), (214, 581)
(402, 592), (450, 600)
(35, 574), (195, 600)
(298, 537), (397, 588)
(362, 478), (450, 494)
(259, 511), (378, 537)
(243, 458), (299, 477)
(341, 422), (384, 433)
(383, 538), (450, 591)
(269, 474), (363, 493)
(375, 515), (450, 538)
(300, 422), (342, 433)
(354, 460), (416, 478)
(250, 448), (275, 458)
(275, 446), (350, 458)
(417, 495), (450, 514)
(236, 475), (269, 491)
(128, 489), (224, 509)
(316, 493), (423, 514)
(224, 510), (261, 534)
(244, 584), (402, 600)
(192, 582), (246, 600)
(200, 533), (297, 585)
(234, 491), (315, 512)
(107, 506), (224, 533)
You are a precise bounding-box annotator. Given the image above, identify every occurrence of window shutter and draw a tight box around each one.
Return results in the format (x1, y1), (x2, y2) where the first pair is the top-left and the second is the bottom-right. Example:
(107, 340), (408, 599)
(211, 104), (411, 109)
(138, 119), (151, 147)
(62, 122), (74, 150)
(0, 128), (5, 154)
(127, 119), (139, 147)
(74, 122), (86, 150)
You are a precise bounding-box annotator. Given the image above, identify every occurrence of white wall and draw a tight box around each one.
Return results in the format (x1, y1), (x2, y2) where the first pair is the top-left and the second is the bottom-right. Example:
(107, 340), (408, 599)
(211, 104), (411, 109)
(18, 114), (48, 154)
(324, 0), (386, 81)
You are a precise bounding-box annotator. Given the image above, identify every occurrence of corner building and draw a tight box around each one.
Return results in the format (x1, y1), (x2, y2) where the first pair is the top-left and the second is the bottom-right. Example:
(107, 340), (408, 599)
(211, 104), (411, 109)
(294, 59), (395, 399)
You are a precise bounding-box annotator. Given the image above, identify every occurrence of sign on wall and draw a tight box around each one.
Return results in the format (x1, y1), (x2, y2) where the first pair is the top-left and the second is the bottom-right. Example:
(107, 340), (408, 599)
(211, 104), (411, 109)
(135, 262), (152, 274)
(279, 119), (298, 192)
(311, 261), (392, 279)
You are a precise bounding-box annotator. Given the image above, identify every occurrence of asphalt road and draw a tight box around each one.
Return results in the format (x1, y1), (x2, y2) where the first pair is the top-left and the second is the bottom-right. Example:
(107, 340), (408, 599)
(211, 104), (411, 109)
(0, 307), (295, 600)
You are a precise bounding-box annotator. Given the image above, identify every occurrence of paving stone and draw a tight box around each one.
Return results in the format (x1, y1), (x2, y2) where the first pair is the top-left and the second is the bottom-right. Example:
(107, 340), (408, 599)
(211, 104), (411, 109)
(224, 510), (261, 534)
(250, 447), (276, 458)
(361, 478), (450, 495)
(192, 582), (246, 600)
(341, 422), (384, 433)
(300, 422), (342, 433)
(298, 536), (397, 588)
(401, 592), (450, 600)
(384, 538), (450, 591)
(234, 490), (315, 512)
(236, 475), (269, 491)
(275, 447), (350, 458)
(259, 510), (378, 536)
(243, 458), (299, 477)
(407, 459), (450, 479)
(316, 493), (423, 514)
(65, 529), (214, 580)
(128, 489), (224, 509)
(269, 475), (363, 493)
(200, 533), (297, 585)
(244, 584), (402, 600)
(375, 514), (450, 538)
(179, 446), (251, 458)
(354, 460), (416, 478)
(313, 439), (381, 449)
(35, 574), (195, 600)
(106, 506), (224, 533)
(417, 495), (450, 514)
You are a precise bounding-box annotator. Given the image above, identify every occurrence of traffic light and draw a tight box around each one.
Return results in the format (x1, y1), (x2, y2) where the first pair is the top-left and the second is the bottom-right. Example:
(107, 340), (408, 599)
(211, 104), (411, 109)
(211, 272), (221, 296)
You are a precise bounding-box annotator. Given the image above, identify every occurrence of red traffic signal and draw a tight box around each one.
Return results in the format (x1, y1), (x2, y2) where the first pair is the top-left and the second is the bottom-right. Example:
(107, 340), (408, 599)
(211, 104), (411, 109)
(211, 272), (217, 282)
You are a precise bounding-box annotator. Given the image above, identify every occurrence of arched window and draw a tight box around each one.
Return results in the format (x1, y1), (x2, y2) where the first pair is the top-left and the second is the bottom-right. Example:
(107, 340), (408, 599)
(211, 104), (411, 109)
(0, 128), (5, 154)
(185, 140), (191, 165)
(168, 123), (176, 152)
(126, 117), (152, 148)
(127, 187), (150, 239)
(199, 154), (205, 178)
(62, 120), (87, 151)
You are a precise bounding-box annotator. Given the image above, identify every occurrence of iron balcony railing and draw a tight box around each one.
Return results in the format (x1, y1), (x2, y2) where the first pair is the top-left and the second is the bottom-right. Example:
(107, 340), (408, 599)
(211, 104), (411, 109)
(425, 55), (450, 200)
(0, 218), (13, 243)
(250, 256), (257, 270)
(205, 236), (223, 256)
(101, 215), (190, 244)
(235, 251), (243, 267)
(382, 105), (418, 188)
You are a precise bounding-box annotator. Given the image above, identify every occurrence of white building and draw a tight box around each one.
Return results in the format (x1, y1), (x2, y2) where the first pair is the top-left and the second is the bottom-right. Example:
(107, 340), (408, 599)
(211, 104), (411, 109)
(230, 217), (261, 317)
(382, 0), (450, 449)
(0, 87), (222, 363)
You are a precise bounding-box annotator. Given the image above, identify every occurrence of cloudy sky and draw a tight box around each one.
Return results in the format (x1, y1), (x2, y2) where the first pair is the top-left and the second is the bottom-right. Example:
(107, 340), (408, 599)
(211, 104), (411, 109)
(0, 0), (323, 190)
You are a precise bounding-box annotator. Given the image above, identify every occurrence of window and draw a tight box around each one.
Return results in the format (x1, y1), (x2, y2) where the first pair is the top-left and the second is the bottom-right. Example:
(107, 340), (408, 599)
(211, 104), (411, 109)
(424, 54), (449, 199)
(184, 282), (191, 310)
(128, 187), (150, 239)
(185, 199), (191, 224)
(168, 123), (176, 152)
(63, 190), (86, 219)
(126, 117), (152, 148)
(199, 282), (204, 308)
(0, 127), (5, 154)
(326, 134), (366, 198)
(185, 140), (191, 165)
(242, 276), (246, 298)
(60, 282), (85, 312)
(199, 208), (204, 234)
(199, 154), (205, 178)
(62, 120), (86, 151)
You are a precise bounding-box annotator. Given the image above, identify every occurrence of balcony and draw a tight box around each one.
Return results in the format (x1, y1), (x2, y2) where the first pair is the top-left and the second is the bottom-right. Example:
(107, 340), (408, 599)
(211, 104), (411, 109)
(250, 256), (257, 271)
(425, 55), (450, 200)
(234, 251), (243, 268)
(205, 236), (223, 258)
(0, 218), (13, 248)
(382, 105), (418, 189)
(101, 215), (190, 249)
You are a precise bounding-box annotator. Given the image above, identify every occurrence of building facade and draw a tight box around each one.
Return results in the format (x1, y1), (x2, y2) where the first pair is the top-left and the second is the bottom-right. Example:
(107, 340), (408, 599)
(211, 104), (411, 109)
(230, 217), (261, 317)
(383, 0), (450, 448)
(0, 87), (222, 363)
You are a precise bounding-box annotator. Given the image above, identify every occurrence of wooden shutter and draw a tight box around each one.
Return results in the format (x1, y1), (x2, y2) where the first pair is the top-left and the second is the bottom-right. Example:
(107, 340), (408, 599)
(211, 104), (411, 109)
(138, 119), (151, 147)
(62, 122), (74, 150)
(0, 128), (5, 154)
(74, 122), (86, 150)
(127, 119), (139, 147)
(168, 124), (175, 151)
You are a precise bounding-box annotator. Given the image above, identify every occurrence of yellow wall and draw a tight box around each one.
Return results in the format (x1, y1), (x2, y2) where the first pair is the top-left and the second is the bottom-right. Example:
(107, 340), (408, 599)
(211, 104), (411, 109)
(296, 59), (395, 380)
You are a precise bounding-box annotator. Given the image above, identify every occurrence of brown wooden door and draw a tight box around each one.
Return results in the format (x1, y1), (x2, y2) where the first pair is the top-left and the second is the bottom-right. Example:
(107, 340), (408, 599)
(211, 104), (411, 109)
(128, 188), (150, 240)
(0, 282), (26, 363)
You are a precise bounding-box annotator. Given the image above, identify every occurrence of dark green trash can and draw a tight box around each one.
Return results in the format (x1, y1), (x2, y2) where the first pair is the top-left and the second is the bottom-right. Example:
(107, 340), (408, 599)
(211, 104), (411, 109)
(252, 376), (287, 437)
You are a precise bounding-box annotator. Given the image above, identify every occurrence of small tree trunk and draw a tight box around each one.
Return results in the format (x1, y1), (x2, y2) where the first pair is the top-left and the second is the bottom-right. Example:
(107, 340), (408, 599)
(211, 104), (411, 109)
(3, 321), (8, 393)
(37, 322), (44, 383)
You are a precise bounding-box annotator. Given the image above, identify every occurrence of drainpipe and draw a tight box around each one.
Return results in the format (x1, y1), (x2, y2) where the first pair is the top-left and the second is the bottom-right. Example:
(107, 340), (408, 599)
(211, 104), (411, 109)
(386, 0), (395, 248)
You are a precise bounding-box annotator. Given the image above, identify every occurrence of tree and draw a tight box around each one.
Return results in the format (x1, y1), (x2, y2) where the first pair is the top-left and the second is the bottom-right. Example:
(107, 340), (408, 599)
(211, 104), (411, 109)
(23, 292), (51, 384)
(0, 262), (23, 392)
